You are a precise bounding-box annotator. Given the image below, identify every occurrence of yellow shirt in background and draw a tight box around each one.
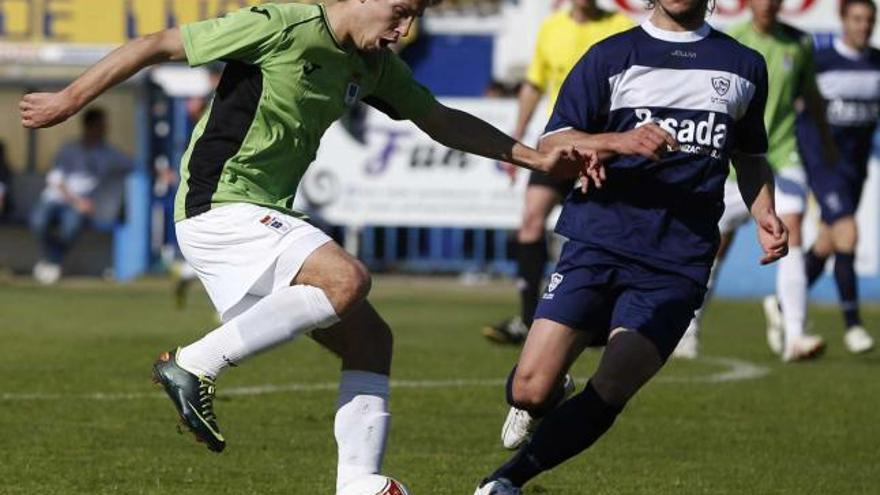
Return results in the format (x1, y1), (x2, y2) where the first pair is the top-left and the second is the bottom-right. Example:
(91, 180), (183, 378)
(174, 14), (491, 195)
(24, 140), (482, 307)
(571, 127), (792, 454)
(526, 10), (633, 112)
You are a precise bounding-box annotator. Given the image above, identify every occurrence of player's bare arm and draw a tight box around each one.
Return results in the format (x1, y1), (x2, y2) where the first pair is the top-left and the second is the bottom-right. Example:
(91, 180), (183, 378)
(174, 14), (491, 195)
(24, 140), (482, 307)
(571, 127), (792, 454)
(731, 152), (789, 265)
(539, 122), (678, 162)
(20, 28), (185, 129)
(501, 82), (545, 182)
(413, 100), (601, 181)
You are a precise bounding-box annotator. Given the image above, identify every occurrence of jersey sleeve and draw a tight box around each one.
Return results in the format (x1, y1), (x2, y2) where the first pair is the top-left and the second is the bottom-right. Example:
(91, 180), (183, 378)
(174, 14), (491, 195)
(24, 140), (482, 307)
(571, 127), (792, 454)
(543, 47), (610, 137)
(181, 4), (286, 66)
(732, 58), (769, 155)
(524, 23), (550, 90)
(363, 52), (437, 121)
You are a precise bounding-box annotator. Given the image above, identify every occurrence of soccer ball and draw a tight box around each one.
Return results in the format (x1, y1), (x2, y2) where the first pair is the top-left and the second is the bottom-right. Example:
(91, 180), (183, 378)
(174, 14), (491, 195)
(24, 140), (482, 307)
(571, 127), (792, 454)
(337, 475), (411, 495)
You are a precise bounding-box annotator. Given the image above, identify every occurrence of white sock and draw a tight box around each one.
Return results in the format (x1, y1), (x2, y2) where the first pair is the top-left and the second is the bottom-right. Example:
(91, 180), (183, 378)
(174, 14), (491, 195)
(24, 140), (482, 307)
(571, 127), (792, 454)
(778, 247), (807, 343)
(335, 370), (391, 491)
(177, 285), (340, 378)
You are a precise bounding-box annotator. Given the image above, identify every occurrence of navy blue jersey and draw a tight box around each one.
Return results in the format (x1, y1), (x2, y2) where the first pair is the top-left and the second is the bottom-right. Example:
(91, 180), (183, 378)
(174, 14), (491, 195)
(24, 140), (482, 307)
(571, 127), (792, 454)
(798, 39), (880, 176)
(544, 21), (768, 283)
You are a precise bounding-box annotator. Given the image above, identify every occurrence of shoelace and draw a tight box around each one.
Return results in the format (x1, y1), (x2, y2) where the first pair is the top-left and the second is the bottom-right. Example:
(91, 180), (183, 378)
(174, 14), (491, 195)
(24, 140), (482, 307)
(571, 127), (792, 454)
(198, 378), (218, 423)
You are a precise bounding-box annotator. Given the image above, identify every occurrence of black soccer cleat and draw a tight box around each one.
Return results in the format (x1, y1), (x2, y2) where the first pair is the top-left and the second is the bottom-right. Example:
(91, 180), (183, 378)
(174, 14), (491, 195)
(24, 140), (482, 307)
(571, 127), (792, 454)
(482, 317), (529, 345)
(152, 349), (226, 453)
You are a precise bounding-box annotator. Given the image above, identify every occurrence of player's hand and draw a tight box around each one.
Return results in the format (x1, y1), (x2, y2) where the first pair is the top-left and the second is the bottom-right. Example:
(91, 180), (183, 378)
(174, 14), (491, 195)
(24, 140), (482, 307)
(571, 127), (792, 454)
(72, 197), (96, 216)
(757, 211), (789, 265)
(609, 123), (678, 161)
(502, 162), (518, 185)
(539, 145), (603, 185)
(20, 91), (78, 129)
(577, 148), (605, 194)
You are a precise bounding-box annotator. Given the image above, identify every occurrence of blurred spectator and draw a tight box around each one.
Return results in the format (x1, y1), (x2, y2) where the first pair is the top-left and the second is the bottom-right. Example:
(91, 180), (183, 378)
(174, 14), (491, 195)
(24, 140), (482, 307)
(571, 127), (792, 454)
(30, 108), (133, 284)
(0, 140), (11, 220)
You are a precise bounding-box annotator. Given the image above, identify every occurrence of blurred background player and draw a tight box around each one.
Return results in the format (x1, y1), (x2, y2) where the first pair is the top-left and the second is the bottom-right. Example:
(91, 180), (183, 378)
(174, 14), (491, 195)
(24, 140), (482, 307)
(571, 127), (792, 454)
(20, 0), (598, 491)
(796, 0), (880, 353)
(674, 0), (835, 361)
(0, 140), (12, 221)
(483, 0), (632, 345)
(29, 108), (133, 285)
(475, 0), (787, 489)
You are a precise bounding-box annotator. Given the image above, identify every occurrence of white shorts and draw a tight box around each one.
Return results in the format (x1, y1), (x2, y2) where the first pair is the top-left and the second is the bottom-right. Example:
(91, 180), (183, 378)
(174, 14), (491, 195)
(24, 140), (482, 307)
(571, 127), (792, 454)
(718, 166), (808, 234)
(176, 203), (332, 321)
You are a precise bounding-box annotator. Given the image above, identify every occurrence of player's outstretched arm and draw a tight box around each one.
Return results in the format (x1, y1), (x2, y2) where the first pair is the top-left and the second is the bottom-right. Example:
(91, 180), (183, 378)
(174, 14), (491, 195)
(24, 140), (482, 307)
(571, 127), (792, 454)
(539, 123), (677, 162)
(20, 28), (185, 129)
(413, 101), (600, 180)
(731, 152), (789, 265)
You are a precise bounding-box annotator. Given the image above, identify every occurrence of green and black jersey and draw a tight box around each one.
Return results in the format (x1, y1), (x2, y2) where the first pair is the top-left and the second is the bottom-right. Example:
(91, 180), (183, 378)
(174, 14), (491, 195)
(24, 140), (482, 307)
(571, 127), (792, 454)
(174, 2), (436, 221)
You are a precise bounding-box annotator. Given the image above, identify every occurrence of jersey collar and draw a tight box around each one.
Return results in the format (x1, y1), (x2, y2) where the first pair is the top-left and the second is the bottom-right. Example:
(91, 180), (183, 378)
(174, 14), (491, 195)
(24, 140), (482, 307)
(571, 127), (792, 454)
(833, 37), (868, 61)
(640, 19), (710, 43)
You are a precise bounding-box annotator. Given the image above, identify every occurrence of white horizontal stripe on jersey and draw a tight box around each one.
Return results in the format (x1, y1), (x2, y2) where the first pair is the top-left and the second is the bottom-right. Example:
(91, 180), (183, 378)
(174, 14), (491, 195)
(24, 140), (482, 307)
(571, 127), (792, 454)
(608, 65), (756, 120)
(817, 70), (880, 101)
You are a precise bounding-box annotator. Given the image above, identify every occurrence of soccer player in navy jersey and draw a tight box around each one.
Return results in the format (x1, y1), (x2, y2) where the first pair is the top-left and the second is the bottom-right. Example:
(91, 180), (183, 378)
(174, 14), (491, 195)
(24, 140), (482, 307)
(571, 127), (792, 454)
(474, 0), (789, 490)
(797, 0), (880, 353)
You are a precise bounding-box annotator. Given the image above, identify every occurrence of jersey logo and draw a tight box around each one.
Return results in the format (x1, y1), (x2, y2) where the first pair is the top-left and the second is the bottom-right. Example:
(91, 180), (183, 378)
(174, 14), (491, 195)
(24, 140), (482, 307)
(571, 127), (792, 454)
(250, 6), (271, 20)
(259, 214), (291, 235)
(635, 108), (727, 159)
(711, 77), (730, 97)
(303, 61), (322, 75)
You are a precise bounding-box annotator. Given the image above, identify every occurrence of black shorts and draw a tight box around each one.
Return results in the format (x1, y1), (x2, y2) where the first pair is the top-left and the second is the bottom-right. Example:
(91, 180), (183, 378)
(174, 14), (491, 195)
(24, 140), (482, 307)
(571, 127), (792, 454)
(527, 171), (575, 198)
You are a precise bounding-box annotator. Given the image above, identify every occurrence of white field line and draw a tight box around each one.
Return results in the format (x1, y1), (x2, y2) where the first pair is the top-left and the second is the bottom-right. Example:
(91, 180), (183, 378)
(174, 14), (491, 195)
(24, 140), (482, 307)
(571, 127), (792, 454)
(0, 356), (770, 402)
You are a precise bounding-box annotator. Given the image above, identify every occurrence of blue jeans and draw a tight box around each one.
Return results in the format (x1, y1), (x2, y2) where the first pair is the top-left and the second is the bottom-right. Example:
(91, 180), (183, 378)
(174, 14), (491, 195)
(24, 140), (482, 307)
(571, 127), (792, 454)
(30, 200), (88, 264)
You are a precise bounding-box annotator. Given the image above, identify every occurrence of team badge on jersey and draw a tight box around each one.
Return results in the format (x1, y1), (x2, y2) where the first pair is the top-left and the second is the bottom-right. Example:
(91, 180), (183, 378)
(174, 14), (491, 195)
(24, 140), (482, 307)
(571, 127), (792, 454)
(711, 77), (730, 96)
(259, 214), (291, 235)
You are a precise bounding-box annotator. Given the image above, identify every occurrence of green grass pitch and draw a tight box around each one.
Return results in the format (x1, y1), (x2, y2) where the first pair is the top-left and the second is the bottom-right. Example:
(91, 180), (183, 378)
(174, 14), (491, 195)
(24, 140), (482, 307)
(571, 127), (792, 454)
(0, 276), (877, 494)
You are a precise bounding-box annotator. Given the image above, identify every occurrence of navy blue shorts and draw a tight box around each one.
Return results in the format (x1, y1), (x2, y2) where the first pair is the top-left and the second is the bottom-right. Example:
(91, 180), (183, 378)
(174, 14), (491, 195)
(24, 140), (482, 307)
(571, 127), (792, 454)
(533, 241), (707, 360)
(797, 120), (868, 224)
(805, 161), (866, 224)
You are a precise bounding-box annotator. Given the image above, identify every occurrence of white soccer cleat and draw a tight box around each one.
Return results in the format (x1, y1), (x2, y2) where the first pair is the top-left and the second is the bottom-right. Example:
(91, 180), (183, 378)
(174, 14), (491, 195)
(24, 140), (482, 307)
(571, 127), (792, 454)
(763, 295), (784, 355)
(501, 374), (575, 450)
(782, 334), (826, 362)
(474, 478), (522, 495)
(33, 261), (61, 285)
(672, 328), (699, 359)
(844, 326), (874, 354)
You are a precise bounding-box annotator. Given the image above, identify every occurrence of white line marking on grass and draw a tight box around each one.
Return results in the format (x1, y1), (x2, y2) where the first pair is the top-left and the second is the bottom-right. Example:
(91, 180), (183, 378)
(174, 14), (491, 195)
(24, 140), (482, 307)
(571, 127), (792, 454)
(0, 356), (770, 401)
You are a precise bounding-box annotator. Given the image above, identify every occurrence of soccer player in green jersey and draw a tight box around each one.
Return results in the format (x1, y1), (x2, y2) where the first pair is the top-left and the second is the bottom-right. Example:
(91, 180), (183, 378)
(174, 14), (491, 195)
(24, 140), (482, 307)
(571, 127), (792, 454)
(19, 1), (611, 490)
(675, 0), (837, 362)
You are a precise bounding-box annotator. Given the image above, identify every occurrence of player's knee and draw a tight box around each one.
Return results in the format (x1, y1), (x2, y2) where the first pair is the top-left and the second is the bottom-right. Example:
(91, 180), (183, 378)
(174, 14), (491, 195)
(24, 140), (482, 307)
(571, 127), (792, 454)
(832, 219), (858, 252)
(518, 212), (547, 243)
(510, 372), (557, 411)
(327, 259), (372, 315)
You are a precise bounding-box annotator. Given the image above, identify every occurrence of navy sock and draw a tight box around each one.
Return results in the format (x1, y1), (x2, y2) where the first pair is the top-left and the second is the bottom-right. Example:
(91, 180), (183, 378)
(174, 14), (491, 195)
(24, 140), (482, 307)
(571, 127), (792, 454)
(805, 248), (828, 288)
(505, 366), (567, 419)
(834, 252), (861, 328)
(492, 381), (623, 487)
(516, 239), (548, 327)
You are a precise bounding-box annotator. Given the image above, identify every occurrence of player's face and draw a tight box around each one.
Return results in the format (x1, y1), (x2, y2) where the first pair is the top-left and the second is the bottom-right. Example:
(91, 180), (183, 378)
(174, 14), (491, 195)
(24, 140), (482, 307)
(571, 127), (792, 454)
(842, 3), (876, 50)
(750, 0), (783, 27)
(356, 0), (425, 52)
(571, 0), (598, 10)
(654, 0), (709, 24)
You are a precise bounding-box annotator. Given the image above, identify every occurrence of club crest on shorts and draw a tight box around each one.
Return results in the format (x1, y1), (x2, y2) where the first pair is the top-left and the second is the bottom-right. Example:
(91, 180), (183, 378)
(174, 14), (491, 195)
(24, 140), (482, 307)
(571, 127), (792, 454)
(548, 273), (564, 292)
(259, 214), (291, 235)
